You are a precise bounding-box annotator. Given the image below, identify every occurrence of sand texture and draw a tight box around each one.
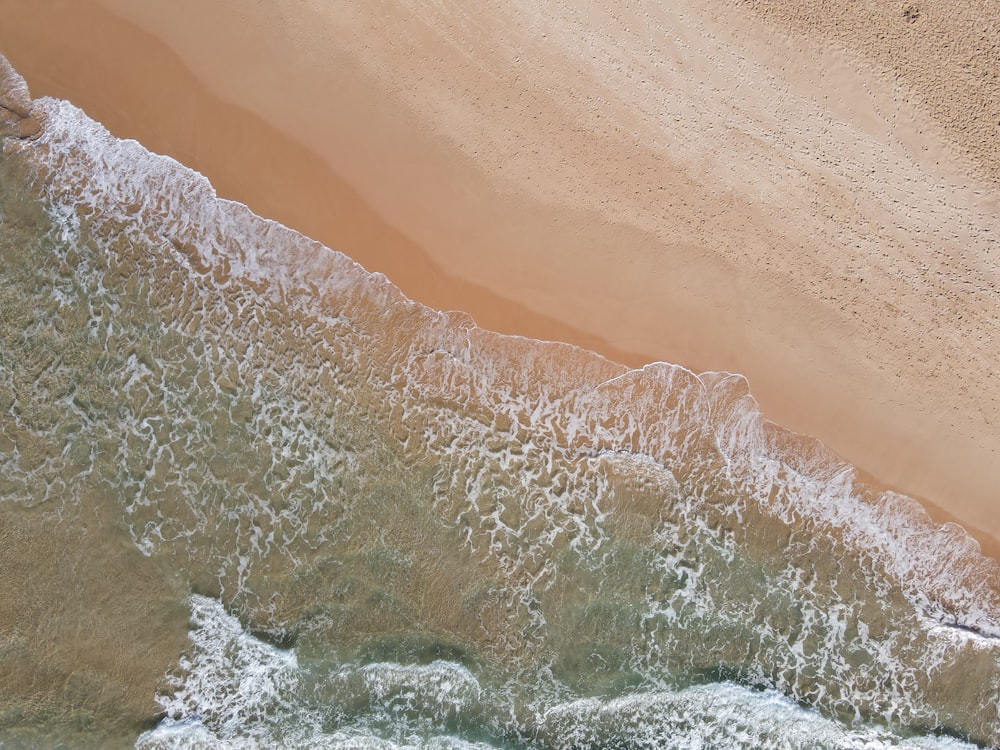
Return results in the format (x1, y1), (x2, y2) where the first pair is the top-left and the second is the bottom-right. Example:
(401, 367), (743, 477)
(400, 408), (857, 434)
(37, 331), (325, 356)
(0, 0), (997, 552)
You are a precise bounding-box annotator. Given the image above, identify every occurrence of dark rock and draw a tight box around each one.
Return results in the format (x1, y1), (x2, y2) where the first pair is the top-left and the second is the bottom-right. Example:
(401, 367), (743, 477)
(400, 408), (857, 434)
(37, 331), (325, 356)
(0, 51), (44, 140)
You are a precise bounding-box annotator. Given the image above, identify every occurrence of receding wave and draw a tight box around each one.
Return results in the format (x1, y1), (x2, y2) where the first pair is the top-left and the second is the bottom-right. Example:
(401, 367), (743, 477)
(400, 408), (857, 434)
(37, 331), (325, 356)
(1, 87), (998, 748)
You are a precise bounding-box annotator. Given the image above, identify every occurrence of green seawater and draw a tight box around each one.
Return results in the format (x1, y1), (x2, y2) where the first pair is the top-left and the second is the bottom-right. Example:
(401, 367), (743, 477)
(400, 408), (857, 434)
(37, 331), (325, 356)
(0, 97), (998, 749)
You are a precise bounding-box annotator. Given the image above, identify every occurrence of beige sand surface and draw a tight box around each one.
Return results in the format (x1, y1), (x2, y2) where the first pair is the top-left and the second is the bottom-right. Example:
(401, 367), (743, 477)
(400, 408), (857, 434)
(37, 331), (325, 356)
(0, 0), (997, 553)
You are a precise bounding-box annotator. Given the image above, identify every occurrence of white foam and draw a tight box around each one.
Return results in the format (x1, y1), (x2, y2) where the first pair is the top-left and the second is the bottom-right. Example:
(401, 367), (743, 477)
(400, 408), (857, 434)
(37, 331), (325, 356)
(22, 91), (1000, 637)
(150, 596), (299, 740)
(12, 91), (999, 746)
(138, 597), (978, 750)
(537, 683), (980, 750)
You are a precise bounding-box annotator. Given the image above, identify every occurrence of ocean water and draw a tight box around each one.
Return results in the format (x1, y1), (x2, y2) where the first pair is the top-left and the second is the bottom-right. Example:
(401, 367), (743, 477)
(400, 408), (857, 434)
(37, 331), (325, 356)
(1, 89), (999, 749)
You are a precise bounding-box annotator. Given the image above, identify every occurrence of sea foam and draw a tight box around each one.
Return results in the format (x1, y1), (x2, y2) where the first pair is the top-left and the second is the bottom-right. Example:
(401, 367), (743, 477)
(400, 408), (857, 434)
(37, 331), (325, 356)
(2, 92), (998, 747)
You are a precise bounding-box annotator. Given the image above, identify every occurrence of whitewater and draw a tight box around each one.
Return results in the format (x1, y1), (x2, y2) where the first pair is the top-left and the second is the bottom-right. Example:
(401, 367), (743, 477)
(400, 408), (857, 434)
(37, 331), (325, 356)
(1, 60), (998, 748)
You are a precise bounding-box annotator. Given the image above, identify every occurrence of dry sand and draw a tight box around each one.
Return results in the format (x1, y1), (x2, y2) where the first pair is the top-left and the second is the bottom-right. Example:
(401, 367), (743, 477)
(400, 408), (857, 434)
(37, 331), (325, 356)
(0, 0), (997, 553)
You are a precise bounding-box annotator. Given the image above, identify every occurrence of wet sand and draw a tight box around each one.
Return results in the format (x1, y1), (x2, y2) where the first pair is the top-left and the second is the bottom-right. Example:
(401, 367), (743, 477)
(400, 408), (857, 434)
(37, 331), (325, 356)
(0, 0), (997, 555)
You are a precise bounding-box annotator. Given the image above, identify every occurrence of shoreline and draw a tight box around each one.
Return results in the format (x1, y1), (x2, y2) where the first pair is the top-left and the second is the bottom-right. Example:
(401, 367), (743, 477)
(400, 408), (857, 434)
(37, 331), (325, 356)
(1, 0), (997, 557)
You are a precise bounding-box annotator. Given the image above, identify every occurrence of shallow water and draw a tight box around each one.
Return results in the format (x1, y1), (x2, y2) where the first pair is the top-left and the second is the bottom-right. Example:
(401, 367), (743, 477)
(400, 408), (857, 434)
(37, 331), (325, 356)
(0, 95), (998, 749)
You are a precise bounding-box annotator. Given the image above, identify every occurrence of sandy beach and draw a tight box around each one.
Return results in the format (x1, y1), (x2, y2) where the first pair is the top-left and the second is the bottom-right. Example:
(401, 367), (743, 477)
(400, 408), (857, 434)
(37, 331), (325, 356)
(0, 0), (997, 558)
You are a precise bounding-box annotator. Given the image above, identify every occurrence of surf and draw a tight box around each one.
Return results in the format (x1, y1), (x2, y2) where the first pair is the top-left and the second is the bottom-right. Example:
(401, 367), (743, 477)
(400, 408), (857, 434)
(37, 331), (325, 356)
(1, 57), (998, 748)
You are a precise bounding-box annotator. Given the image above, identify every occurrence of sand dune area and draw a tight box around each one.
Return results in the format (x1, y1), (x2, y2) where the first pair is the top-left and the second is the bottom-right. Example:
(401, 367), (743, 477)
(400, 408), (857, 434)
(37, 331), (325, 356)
(0, 0), (997, 552)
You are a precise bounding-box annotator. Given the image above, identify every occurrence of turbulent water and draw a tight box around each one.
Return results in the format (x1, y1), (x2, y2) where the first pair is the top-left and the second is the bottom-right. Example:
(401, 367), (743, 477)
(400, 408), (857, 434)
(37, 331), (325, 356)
(1, 84), (999, 748)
